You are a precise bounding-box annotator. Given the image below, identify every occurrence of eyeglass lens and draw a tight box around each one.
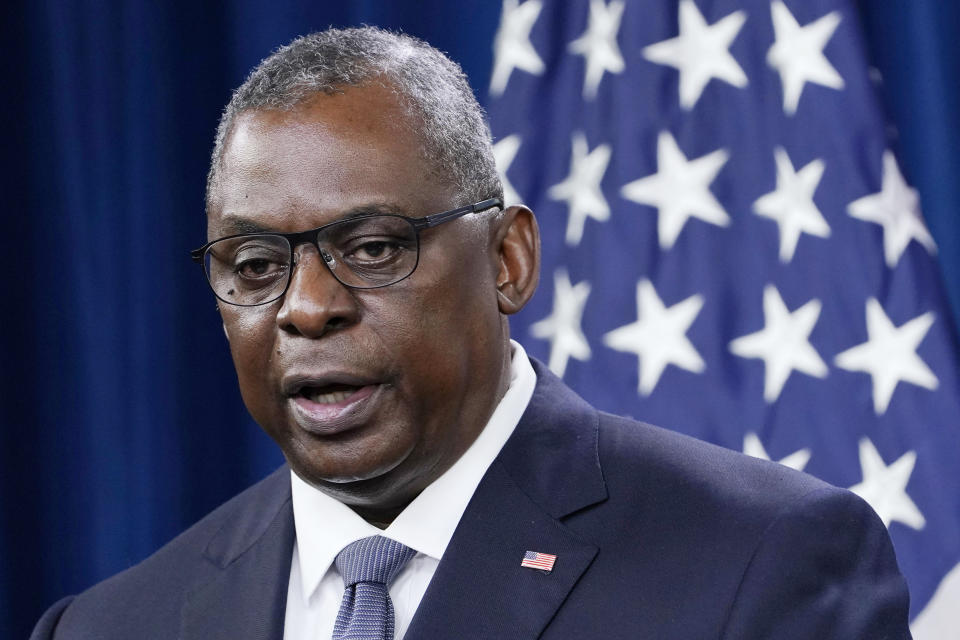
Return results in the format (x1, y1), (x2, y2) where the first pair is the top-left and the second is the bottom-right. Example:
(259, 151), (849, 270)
(203, 215), (420, 306)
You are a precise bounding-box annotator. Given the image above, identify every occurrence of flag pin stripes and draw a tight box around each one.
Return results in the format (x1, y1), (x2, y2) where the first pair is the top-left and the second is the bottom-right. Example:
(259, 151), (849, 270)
(521, 550), (557, 573)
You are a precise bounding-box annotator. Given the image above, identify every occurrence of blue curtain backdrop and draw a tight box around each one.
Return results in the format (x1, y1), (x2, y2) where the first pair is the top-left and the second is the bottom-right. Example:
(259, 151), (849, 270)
(0, 1), (956, 637)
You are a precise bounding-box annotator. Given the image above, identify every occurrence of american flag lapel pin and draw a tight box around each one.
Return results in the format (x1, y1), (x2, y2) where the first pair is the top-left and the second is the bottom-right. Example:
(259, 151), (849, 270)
(520, 550), (557, 573)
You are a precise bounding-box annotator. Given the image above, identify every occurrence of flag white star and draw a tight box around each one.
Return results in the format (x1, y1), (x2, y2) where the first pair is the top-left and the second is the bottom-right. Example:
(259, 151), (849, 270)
(642, 0), (748, 109)
(849, 438), (925, 530)
(493, 134), (523, 206)
(490, 0), (545, 97)
(743, 432), (811, 471)
(604, 279), (705, 395)
(730, 286), (828, 403)
(548, 132), (612, 246)
(753, 147), (831, 262)
(620, 131), (730, 250)
(767, 1), (845, 115)
(568, 0), (626, 99)
(834, 299), (938, 414)
(529, 269), (592, 378)
(847, 151), (937, 268)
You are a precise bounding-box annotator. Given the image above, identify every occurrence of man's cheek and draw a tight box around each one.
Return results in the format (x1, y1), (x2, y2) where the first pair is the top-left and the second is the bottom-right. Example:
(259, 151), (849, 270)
(228, 334), (262, 373)
(223, 312), (273, 357)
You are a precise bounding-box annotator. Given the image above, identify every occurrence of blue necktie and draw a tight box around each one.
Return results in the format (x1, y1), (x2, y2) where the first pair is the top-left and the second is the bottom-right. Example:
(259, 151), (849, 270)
(333, 536), (417, 640)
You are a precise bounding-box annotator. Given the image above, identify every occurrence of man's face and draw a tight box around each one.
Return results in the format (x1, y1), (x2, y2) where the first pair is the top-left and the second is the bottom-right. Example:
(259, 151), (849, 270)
(209, 85), (512, 517)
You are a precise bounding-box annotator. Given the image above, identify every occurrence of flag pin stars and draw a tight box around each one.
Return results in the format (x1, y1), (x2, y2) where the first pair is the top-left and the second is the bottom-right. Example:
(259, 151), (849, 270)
(521, 550), (557, 573)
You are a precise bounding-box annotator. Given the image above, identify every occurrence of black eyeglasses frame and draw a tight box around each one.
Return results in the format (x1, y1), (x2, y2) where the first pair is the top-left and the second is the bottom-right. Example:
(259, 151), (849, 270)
(190, 197), (504, 306)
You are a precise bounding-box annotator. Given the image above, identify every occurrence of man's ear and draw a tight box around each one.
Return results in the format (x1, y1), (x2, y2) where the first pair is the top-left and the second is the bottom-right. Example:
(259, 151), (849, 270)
(493, 205), (540, 314)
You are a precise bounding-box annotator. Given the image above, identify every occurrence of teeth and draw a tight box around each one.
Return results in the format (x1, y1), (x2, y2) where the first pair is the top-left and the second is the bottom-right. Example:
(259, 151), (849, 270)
(306, 390), (352, 404)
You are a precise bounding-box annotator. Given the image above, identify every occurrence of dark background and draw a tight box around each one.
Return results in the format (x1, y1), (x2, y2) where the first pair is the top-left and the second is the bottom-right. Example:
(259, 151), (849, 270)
(1, 1), (957, 637)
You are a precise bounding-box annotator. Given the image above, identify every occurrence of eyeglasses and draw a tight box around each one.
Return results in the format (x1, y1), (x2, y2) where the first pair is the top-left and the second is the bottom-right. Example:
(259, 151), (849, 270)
(191, 197), (503, 307)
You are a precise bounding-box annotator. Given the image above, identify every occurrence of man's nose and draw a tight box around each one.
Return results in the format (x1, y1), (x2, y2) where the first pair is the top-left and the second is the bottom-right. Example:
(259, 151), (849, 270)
(275, 245), (360, 338)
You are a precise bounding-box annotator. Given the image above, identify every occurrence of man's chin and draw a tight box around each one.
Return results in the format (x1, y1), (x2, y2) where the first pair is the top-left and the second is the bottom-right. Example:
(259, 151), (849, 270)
(289, 450), (422, 506)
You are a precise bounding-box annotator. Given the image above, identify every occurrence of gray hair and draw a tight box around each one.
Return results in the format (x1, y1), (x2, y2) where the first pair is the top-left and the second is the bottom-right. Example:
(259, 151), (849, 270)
(206, 26), (502, 211)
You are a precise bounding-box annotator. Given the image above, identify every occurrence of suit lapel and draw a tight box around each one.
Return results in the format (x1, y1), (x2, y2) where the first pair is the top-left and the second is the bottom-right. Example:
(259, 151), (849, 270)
(181, 469), (295, 640)
(407, 361), (607, 639)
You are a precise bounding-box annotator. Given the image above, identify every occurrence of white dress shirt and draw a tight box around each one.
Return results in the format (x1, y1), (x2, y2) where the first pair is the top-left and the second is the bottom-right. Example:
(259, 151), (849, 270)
(283, 341), (537, 640)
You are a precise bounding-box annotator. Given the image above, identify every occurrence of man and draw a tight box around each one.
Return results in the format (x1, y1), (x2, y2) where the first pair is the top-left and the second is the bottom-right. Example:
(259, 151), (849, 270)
(32, 26), (911, 639)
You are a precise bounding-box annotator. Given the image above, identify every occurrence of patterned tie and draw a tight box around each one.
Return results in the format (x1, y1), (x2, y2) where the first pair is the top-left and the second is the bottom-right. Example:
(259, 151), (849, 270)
(333, 536), (417, 640)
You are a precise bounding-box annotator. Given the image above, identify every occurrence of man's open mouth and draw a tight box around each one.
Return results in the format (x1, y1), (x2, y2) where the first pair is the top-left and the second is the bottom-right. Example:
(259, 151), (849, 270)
(297, 383), (364, 405)
(283, 374), (385, 434)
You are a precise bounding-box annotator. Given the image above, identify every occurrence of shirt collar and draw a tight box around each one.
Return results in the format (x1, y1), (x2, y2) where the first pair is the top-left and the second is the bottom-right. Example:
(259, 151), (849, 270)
(290, 340), (537, 601)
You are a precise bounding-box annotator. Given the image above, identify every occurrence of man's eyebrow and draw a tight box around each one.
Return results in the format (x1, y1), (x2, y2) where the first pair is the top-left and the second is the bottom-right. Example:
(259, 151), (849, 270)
(217, 216), (271, 234)
(340, 203), (412, 219)
(216, 203), (413, 235)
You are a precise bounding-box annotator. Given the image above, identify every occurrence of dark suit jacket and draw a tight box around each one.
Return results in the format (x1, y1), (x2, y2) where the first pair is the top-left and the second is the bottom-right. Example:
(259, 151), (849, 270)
(32, 361), (911, 639)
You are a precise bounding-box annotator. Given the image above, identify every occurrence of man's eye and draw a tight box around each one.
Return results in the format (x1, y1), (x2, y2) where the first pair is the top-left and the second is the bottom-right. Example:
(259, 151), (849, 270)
(236, 258), (284, 279)
(347, 238), (407, 263)
(357, 241), (391, 259)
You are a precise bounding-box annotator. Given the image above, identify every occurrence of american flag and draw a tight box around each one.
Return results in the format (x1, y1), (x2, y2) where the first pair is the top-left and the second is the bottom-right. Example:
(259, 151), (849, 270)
(485, 0), (960, 634)
(521, 550), (558, 572)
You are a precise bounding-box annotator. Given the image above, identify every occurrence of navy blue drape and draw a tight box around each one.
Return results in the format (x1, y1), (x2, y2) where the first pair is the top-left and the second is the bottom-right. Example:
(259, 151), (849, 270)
(1, 2), (956, 637)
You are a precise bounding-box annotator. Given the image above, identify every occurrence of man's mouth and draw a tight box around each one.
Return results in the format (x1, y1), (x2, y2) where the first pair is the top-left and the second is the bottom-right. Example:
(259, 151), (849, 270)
(298, 383), (364, 405)
(283, 374), (385, 435)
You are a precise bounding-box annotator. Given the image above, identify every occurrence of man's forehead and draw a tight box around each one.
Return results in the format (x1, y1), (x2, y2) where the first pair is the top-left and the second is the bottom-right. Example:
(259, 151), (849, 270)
(217, 87), (436, 194)
(208, 83), (461, 237)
